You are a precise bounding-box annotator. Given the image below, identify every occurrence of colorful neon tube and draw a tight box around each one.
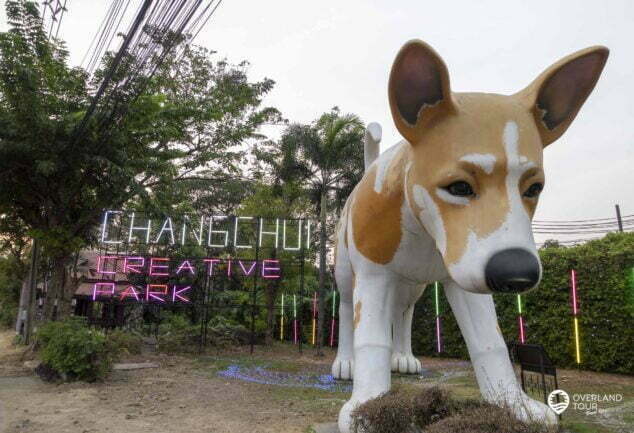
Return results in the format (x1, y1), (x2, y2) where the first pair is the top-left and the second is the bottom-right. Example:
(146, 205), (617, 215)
(571, 269), (581, 364)
(434, 282), (442, 353)
(311, 291), (317, 345)
(280, 294), (284, 341)
(517, 294), (526, 343)
(329, 290), (337, 347)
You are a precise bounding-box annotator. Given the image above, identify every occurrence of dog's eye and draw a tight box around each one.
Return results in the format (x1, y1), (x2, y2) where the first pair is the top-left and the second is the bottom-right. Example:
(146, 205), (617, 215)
(523, 182), (543, 198)
(445, 181), (474, 197)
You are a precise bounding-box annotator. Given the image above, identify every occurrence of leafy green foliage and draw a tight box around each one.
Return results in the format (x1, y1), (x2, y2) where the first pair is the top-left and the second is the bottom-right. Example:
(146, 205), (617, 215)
(0, 1), (280, 320)
(106, 329), (143, 356)
(0, 254), (26, 329)
(157, 312), (250, 353)
(37, 318), (115, 381)
(412, 233), (634, 374)
(255, 107), (365, 348)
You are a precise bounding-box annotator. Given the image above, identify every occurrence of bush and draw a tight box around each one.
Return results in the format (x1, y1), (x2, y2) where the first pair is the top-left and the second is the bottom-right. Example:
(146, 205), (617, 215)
(37, 318), (115, 382)
(0, 300), (17, 329)
(350, 389), (416, 433)
(351, 387), (560, 433)
(157, 313), (250, 353)
(412, 232), (634, 374)
(106, 329), (143, 356)
(411, 386), (455, 426)
(425, 404), (558, 433)
(157, 313), (202, 354)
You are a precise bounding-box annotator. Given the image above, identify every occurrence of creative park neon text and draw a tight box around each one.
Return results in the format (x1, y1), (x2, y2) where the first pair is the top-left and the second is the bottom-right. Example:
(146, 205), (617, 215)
(92, 255), (281, 303)
(100, 211), (312, 250)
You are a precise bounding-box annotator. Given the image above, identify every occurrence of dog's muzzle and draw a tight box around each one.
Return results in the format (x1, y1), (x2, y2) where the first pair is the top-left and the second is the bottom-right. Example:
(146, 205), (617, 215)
(485, 248), (540, 293)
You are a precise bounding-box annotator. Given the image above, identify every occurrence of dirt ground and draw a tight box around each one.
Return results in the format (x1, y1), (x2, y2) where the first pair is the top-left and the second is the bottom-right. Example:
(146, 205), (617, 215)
(0, 330), (632, 433)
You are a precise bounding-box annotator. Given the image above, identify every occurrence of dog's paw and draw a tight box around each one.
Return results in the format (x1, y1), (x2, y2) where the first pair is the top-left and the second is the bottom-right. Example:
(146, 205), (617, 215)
(511, 392), (558, 425)
(391, 352), (422, 374)
(338, 398), (359, 433)
(331, 357), (354, 380)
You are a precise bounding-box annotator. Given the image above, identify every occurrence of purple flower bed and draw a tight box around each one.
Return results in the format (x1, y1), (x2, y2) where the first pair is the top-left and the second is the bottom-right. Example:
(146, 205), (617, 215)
(217, 364), (352, 392)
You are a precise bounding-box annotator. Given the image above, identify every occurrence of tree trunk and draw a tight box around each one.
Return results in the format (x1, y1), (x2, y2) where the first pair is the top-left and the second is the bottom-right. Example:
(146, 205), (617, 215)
(43, 255), (70, 321)
(15, 278), (29, 336)
(317, 191), (328, 355)
(16, 239), (38, 343)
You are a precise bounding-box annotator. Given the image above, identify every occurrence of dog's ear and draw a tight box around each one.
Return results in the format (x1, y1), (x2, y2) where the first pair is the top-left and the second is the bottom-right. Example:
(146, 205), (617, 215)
(388, 40), (455, 143)
(517, 46), (609, 147)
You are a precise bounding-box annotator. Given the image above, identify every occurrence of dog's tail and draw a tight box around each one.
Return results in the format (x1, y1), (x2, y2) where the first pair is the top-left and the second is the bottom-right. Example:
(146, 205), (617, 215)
(364, 122), (381, 171)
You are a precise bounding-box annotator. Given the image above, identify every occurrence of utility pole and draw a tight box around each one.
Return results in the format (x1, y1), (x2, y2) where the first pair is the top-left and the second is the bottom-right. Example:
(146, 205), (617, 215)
(615, 204), (624, 232)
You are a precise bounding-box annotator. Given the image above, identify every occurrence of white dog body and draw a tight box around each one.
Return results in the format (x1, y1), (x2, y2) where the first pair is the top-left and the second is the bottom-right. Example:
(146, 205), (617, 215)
(332, 41), (608, 432)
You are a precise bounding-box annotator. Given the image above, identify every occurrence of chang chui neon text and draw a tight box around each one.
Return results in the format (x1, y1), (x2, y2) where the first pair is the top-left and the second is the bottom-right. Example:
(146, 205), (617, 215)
(100, 211), (312, 251)
(93, 211), (309, 304)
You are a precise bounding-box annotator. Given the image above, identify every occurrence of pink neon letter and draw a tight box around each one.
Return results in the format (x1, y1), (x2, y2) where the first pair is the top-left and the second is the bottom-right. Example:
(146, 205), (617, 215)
(172, 286), (191, 302)
(120, 285), (140, 302)
(261, 259), (281, 279)
(96, 256), (117, 275)
(203, 258), (221, 276)
(92, 282), (115, 300)
(146, 284), (167, 302)
(123, 256), (145, 274)
(176, 260), (196, 275)
(238, 260), (257, 276)
(149, 257), (170, 276)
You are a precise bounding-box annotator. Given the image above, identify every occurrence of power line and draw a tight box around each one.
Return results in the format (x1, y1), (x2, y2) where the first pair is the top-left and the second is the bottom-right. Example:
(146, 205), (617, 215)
(79, 0), (224, 142)
(41, 0), (69, 41)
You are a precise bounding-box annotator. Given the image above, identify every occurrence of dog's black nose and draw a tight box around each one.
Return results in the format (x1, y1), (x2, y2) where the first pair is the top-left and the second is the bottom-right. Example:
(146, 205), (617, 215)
(485, 248), (540, 293)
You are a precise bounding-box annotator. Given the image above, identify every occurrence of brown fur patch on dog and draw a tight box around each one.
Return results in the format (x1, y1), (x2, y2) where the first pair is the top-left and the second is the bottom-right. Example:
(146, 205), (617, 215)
(351, 145), (409, 265)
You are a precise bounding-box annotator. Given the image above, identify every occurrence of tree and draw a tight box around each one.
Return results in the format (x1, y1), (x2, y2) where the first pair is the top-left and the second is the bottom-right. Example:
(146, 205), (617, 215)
(0, 0), (280, 322)
(239, 180), (312, 344)
(263, 108), (365, 352)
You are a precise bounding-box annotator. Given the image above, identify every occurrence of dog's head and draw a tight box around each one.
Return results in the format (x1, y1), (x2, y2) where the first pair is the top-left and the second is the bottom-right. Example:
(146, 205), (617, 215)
(391, 40), (608, 294)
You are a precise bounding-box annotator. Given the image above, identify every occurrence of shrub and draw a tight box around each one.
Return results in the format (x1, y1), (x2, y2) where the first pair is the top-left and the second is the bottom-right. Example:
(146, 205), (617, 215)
(412, 232), (634, 374)
(0, 300), (17, 329)
(425, 404), (559, 433)
(411, 386), (456, 426)
(157, 313), (250, 353)
(37, 318), (115, 381)
(207, 315), (250, 346)
(157, 312), (202, 354)
(350, 387), (560, 433)
(106, 329), (143, 356)
(350, 389), (415, 433)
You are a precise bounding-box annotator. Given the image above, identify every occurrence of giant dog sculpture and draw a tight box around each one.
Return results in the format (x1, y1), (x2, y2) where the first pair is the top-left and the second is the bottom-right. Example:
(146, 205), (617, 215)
(331, 40), (608, 432)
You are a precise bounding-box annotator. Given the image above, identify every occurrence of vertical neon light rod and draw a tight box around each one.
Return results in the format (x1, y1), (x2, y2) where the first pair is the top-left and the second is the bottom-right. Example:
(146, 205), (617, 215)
(311, 291), (317, 345)
(280, 294), (285, 341)
(571, 269), (581, 364)
(517, 294), (526, 343)
(293, 294), (298, 345)
(434, 282), (442, 353)
(329, 290), (336, 347)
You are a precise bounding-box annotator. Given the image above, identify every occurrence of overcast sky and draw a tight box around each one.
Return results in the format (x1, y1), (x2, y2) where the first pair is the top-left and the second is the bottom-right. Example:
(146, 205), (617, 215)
(1, 0), (632, 243)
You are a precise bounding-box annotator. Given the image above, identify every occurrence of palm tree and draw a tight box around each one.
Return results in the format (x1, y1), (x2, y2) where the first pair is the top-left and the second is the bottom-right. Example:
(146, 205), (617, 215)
(270, 107), (365, 353)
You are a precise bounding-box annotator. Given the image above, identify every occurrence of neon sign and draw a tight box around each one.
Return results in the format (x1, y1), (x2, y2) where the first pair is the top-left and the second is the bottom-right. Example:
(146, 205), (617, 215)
(100, 211), (312, 250)
(91, 255), (281, 303)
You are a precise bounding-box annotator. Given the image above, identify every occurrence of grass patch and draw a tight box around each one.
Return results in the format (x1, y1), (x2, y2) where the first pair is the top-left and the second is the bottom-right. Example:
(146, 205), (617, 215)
(195, 354), (309, 374)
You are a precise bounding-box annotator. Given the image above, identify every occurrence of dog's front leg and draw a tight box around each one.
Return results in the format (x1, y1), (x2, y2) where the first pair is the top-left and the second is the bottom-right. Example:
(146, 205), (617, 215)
(338, 271), (395, 433)
(443, 280), (557, 424)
